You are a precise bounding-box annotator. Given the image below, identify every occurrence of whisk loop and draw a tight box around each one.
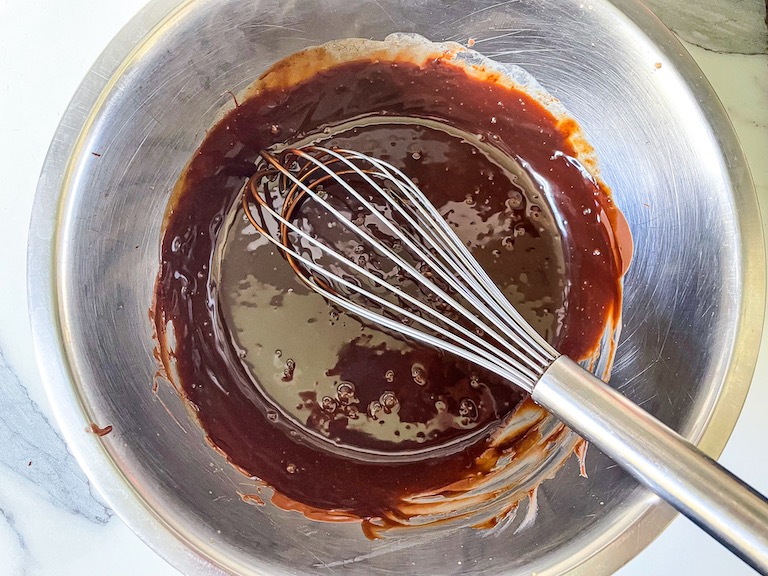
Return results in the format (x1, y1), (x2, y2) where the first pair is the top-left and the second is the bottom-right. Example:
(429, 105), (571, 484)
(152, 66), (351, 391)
(240, 146), (768, 572)
(242, 145), (556, 392)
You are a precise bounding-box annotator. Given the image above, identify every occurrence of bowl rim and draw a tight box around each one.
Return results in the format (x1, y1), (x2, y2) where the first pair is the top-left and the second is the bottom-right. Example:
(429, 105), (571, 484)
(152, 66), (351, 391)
(27, 0), (765, 574)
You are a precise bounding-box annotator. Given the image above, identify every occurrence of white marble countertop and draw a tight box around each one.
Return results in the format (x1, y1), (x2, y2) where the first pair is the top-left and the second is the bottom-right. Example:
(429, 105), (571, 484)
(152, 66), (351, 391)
(0, 1), (766, 574)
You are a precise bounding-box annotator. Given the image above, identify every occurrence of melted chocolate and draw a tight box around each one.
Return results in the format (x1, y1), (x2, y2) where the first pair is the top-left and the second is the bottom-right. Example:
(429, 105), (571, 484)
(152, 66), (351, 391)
(154, 48), (628, 530)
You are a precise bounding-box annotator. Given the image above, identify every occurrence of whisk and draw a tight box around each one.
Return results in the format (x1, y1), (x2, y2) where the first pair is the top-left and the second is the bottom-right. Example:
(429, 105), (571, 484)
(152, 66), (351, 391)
(242, 145), (768, 572)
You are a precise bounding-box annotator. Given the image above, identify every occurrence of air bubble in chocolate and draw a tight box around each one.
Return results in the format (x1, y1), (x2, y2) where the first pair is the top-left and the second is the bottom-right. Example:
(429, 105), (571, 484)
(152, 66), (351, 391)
(506, 190), (524, 211)
(368, 400), (382, 420)
(380, 391), (398, 413)
(321, 396), (338, 413)
(282, 358), (296, 381)
(459, 398), (479, 422)
(336, 381), (356, 404)
(411, 364), (427, 386)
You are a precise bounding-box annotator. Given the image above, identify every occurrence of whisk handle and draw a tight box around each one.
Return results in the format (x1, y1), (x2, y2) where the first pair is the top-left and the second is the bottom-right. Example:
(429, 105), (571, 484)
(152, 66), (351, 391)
(533, 356), (768, 573)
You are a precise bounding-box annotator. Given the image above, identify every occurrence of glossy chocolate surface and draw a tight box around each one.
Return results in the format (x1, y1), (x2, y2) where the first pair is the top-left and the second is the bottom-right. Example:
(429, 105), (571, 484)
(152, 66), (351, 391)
(154, 54), (626, 528)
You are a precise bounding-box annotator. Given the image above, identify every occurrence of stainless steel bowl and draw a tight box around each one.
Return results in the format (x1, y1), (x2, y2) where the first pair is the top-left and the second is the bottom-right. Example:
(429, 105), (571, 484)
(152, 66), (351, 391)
(28, 0), (764, 574)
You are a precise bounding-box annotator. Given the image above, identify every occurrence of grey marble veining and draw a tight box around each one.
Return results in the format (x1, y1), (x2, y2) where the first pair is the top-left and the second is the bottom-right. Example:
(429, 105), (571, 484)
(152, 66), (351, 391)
(0, 506), (26, 554)
(0, 347), (112, 525)
(642, 0), (767, 55)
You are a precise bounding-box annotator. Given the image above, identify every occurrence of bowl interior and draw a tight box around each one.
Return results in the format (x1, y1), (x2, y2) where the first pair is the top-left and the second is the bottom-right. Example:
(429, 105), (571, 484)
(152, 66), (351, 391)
(43, 0), (760, 574)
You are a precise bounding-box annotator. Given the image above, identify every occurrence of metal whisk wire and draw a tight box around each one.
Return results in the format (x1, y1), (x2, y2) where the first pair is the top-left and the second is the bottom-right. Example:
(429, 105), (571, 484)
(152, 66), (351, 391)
(341, 149), (552, 351)
(242, 146), (557, 391)
(240, 147), (768, 571)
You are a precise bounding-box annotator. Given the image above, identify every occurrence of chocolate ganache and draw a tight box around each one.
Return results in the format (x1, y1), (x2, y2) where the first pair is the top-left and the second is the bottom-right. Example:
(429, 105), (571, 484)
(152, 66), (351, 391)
(153, 36), (631, 536)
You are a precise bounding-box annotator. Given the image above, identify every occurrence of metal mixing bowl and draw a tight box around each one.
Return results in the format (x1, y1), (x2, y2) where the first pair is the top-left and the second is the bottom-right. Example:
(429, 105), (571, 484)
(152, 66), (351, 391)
(27, 0), (764, 574)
